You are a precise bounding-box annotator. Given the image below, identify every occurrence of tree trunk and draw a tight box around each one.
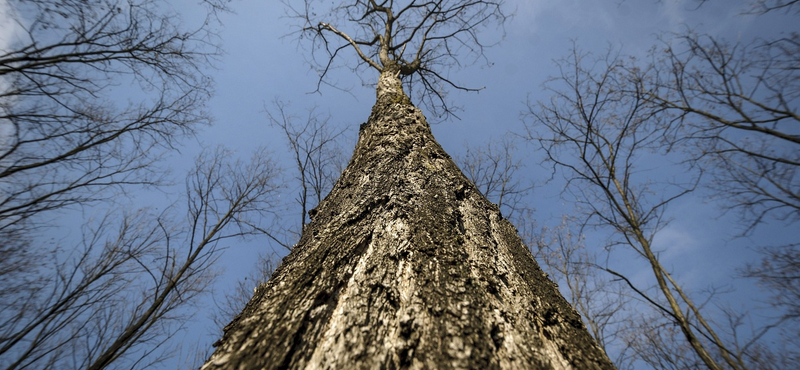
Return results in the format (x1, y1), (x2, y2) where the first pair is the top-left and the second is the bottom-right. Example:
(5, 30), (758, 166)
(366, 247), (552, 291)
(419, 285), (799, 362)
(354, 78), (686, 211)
(201, 75), (615, 369)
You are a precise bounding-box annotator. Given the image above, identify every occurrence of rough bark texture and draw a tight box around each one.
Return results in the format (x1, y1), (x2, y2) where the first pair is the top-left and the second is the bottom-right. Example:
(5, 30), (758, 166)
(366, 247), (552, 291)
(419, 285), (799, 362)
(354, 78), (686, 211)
(202, 74), (615, 369)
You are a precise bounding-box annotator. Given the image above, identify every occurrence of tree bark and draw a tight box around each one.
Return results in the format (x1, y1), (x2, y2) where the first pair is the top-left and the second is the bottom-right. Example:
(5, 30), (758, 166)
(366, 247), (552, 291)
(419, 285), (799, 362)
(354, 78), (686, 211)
(201, 80), (615, 369)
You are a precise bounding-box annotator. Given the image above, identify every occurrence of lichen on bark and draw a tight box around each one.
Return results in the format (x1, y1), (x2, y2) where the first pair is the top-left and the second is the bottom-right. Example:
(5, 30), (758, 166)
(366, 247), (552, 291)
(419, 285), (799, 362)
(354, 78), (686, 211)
(202, 97), (616, 369)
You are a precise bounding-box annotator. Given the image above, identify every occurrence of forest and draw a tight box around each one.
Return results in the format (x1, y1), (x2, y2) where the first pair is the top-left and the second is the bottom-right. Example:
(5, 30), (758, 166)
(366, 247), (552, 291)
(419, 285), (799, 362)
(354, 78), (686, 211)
(0, 0), (797, 369)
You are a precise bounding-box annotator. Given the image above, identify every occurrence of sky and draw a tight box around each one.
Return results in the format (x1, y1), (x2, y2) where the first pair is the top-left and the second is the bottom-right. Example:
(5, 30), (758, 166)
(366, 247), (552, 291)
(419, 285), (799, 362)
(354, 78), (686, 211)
(3, 0), (797, 368)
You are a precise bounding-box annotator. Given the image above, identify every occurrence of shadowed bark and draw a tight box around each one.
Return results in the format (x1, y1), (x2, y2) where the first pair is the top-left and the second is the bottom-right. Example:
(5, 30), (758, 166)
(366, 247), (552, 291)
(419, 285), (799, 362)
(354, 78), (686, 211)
(202, 78), (614, 369)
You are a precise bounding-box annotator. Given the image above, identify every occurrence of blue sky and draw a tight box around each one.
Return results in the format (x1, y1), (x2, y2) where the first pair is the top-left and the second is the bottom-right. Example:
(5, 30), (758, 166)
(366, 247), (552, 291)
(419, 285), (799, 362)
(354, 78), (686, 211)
(3, 0), (796, 367)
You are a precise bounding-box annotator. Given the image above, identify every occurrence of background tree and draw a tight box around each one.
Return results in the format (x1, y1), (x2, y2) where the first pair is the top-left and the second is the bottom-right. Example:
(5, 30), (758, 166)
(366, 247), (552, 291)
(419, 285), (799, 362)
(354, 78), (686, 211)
(284, 0), (508, 120)
(0, 1), (289, 369)
(0, 147), (281, 370)
(0, 0), (220, 312)
(210, 101), (351, 330)
(509, 1), (800, 367)
(0, 0), (220, 232)
(646, 31), (799, 231)
(455, 135), (533, 221)
(641, 2), (800, 363)
(266, 100), (349, 241)
(523, 46), (772, 370)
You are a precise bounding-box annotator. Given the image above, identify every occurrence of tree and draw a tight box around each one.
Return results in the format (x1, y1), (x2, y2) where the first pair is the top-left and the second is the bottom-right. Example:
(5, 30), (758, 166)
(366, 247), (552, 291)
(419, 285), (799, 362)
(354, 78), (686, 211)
(525, 39), (798, 369)
(455, 135), (533, 221)
(530, 218), (633, 369)
(0, 1), (289, 369)
(527, 2), (799, 367)
(0, 147), (281, 370)
(743, 245), (800, 322)
(629, 2), (800, 329)
(0, 0), (222, 312)
(285, 0), (508, 120)
(524, 46), (759, 370)
(646, 31), (800, 231)
(203, 1), (614, 369)
(203, 88), (615, 370)
(639, 1), (800, 358)
(266, 100), (349, 242)
(0, 0), (221, 232)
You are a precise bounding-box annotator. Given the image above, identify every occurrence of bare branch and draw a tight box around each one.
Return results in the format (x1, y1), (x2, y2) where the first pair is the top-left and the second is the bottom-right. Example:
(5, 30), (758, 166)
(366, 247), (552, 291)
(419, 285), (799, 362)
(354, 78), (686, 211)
(455, 135), (533, 220)
(744, 0), (800, 14)
(647, 31), (800, 230)
(283, 0), (508, 119)
(0, 147), (281, 370)
(523, 45), (751, 370)
(0, 0), (221, 237)
(318, 22), (383, 71)
(265, 100), (349, 246)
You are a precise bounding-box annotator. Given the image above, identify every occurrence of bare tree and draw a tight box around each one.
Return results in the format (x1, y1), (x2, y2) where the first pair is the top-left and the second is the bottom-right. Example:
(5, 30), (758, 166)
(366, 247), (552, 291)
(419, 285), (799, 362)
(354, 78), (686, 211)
(284, 0), (508, 120)
(636, 6), (800, 353)
(211, 254), (278, 331)
(527, 217), (633, 369)
(743, 244), (800, 321)
(0, 1), (293, 369)
(522, 46), (778, 370)
(0, 147), (281, 370)
(0, 0), (230, 312)
(0, 0), (225, 233)
(646, 31), (800, 231)
(741, 241), (800, 366)
(621, 311), (706, 370)
(455, 135), (533, 221)
(265, 100), (349, 243)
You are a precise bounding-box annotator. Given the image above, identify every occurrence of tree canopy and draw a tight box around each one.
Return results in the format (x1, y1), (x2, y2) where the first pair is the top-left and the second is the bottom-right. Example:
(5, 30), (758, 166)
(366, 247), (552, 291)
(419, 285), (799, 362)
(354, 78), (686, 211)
(287, 0), (508, 119)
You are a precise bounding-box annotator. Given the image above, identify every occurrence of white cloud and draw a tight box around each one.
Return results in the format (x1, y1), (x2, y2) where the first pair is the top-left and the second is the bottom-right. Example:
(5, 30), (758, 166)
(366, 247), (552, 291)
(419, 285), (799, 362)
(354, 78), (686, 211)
(653, 224), (701, 260)
(657, 0), (755, 37)
(506, 0), (615, 36)
(661, 0), (688, 32)
(0, 0), (23, 53)
(0, 0), (23, 149)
